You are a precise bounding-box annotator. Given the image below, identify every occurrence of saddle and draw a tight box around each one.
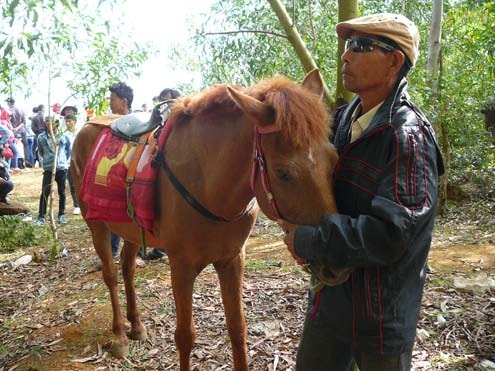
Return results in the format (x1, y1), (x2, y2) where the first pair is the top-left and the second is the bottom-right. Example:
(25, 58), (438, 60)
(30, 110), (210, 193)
(82, 101), (176, 232)
(110, 101), (174, 142)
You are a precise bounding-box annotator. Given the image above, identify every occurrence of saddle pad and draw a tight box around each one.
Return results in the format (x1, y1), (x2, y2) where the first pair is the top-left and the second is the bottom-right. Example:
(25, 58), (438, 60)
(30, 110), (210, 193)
(80, 127), (135, 224)
(80, 126), (166, 230)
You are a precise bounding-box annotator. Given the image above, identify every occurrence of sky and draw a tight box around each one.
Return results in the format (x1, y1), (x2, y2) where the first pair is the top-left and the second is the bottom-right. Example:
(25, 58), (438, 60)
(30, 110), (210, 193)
(19, 0), (215, 116)
(123, 0), (215, 107)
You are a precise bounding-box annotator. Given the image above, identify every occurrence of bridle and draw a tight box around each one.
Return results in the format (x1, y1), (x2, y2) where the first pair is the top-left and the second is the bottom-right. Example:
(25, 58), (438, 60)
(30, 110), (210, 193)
(250, 124), (282, 220)
(153, 119), (283, 223)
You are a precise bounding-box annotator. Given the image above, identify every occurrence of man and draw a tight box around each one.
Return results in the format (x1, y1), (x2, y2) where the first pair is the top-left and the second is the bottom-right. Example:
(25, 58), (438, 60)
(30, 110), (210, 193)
(109, 82), (133, 115)
(30, 104), (46, 168)
(144, 87), (182, 261)
(159, 88), (181, 102)
(106, 82), (146, 267)
(6, 98), (28, 161)
(279, 13), (444, 371)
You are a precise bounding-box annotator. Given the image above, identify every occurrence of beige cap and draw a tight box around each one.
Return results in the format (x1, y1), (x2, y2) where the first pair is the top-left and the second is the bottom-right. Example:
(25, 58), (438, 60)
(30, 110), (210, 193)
(336, 13), (420, 66)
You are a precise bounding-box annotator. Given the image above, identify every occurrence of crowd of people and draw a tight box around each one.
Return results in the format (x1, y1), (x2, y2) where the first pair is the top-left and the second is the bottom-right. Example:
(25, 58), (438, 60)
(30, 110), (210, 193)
(0, 82), (179, 266)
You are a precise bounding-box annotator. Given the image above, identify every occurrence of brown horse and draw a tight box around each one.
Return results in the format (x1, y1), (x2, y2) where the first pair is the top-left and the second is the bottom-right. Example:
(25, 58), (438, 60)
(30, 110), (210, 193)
(71, 69), (342, 370)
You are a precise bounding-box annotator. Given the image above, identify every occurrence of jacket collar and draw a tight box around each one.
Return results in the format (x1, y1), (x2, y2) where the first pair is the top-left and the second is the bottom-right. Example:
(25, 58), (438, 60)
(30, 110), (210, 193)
(334, 78), (409, 149)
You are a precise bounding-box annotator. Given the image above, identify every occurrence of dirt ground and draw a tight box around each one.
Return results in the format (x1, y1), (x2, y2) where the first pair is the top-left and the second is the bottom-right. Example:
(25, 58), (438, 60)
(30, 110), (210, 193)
(0, 168), (494, 370)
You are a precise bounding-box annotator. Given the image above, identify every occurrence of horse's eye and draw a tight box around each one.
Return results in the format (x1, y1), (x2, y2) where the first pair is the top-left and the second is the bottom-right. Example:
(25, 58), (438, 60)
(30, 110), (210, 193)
(274, 169), (293, 182)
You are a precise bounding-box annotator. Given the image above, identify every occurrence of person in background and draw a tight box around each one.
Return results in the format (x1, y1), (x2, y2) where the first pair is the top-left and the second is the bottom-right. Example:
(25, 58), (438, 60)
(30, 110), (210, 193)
(61, 106), (77, 118)
(107, 82), (146, 267)
(0, 147), (14, 204)
(64, 114), (80, 215)
(0, 106), (13, 149)
(1, 106), (20, 173)
(159, 88), (181, 102)
(31, 104), (46, 168)
(278, 13), (444, 371)
(25, 107), (37, 168)
(85, 106), (95, 122)
(35, 116), (71, 225)
(144, 87), (182, 261)
(13, 135), (25, 169)
(6, 97), (29, 161)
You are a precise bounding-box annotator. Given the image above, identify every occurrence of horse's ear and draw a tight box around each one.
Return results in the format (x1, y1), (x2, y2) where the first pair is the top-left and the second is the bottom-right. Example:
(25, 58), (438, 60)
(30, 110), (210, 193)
(227, 86), (276, 127)
(301, 69), (324, 99)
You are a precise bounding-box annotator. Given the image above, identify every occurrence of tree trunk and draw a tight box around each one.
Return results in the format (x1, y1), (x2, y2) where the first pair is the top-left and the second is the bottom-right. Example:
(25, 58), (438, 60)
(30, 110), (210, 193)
(438, 103), (450, 214)
(426, 0), (447, 213)
(427, 0), (443, 96)
(267, 0), (333, 107)
(336, 0), (358, 106)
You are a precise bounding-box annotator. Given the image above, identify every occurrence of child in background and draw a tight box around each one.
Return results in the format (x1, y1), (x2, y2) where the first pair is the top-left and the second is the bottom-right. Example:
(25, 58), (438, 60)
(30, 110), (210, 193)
(35, 117), (71, 225)
(64, 114), (80, 214)
(14, 138), (25, 169)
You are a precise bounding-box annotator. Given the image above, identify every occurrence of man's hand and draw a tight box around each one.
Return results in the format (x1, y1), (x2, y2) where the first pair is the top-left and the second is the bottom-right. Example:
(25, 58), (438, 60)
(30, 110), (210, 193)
(277, 219), (305, 265)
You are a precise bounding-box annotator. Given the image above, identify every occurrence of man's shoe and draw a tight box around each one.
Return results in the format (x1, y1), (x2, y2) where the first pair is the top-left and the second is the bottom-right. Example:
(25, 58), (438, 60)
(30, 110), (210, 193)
(146, 248), (166, 260)
(58, 215), (67, 224)
(73, 207), (81, 215)
(0, 197), (11, 205)
(34, 217), (45, 226)
(135, 256), (146, 268)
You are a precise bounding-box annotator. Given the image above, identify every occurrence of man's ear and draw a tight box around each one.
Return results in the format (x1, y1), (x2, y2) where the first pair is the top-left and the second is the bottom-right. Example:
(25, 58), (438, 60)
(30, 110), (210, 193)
(391, 50), (406, 74)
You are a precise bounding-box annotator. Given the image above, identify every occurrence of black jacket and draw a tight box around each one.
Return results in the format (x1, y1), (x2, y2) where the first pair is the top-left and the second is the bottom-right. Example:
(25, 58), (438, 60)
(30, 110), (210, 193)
(294, 78), (444, 354)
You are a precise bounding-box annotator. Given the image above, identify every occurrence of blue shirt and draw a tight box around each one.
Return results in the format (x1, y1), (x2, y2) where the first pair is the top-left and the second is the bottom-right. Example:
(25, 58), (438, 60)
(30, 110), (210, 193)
(37, 131), (71, 171)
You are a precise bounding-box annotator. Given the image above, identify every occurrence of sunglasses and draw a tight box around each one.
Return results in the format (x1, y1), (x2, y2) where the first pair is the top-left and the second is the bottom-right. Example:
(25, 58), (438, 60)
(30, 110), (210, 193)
(344, 37), (397, 53)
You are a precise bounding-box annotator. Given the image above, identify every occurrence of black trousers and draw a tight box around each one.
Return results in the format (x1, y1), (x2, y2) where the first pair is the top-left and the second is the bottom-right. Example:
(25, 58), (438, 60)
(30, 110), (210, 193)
(0, 179), (14, 199)
(38, 169), (67, 218)
(67, 167), (79, 208)
(296, 316), (413, 371)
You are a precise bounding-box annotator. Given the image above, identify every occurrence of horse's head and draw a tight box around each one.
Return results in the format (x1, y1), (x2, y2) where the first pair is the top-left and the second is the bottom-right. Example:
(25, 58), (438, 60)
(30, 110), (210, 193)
(227, 69), (338, 225)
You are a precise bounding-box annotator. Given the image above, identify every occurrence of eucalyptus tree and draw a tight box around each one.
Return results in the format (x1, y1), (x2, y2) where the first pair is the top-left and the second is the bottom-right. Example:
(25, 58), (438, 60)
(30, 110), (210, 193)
(0, 0), (150, 113)
(190, 0), (340, 94)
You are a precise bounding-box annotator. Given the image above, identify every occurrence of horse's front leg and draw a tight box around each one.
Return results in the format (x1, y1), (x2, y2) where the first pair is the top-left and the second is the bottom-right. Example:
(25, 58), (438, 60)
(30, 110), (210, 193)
(214, 251), (248, 371)
(169, 258), (199, 371)
(121, 240), (148, 341)
(88, 222), (129, 358)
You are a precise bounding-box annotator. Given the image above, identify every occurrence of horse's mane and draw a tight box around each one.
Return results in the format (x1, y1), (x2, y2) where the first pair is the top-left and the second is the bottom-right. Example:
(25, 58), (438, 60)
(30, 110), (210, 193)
(170, 75), (330, 147)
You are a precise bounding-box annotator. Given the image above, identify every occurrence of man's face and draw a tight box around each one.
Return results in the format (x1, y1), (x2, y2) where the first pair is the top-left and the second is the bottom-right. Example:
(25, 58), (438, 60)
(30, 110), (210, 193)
(341, 31), (397, 95)
(65, 119), (76, 131)
(109, 92), (128, 115)
(160, 93), (172, 101)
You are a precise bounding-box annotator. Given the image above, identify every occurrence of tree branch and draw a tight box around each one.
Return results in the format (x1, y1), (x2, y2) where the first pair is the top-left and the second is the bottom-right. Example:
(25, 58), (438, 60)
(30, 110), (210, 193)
(205, 30), (288, 39)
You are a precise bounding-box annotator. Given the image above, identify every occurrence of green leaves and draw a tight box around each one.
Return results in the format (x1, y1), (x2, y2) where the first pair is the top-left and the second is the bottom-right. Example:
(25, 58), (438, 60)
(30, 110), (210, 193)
(185, 0), (339, 88)
(0, 215), (43, 252)
(0, 0), (149, 108)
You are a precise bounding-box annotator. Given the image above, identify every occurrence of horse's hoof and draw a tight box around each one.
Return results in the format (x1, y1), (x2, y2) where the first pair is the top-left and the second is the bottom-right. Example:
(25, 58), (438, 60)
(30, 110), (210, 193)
(110, 341), (130, 359)
(130, 327), (148, 341)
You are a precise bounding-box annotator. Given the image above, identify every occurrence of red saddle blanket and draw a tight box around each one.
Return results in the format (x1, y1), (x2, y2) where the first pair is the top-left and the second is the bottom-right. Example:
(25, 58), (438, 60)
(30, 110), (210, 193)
(80, 125), (167, 230)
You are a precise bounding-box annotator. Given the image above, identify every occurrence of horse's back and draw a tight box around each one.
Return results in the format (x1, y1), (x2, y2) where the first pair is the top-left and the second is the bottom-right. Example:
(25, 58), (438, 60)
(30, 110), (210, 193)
(71, 122), (105, 179)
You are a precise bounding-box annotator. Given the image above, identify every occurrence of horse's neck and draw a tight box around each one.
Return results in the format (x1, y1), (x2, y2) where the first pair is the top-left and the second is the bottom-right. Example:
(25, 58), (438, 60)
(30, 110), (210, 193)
(165, 115), (255, 216)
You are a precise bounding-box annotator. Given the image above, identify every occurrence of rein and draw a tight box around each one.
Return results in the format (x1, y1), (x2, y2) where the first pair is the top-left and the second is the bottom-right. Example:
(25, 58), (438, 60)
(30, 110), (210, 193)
(152, 121), (256, 223)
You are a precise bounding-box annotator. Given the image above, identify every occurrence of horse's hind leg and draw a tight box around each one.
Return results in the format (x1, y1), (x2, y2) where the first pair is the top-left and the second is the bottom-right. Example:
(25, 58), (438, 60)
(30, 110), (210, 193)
(214, 252), (248, 371)
(120, 240), (148, 341)
(87, 222), (129, 358)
